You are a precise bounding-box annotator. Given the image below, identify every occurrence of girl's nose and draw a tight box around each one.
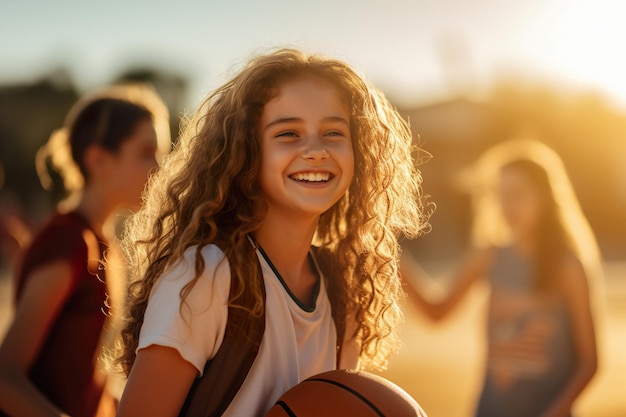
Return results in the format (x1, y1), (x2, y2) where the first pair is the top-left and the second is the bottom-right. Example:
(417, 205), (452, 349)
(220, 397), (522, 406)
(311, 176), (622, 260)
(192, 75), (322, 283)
(302, 135), (329, 160)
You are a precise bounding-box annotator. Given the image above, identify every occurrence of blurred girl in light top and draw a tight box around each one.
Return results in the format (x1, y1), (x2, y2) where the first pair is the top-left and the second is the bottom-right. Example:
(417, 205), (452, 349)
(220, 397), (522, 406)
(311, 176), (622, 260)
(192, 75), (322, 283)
(0, 84), (170, 417)
(115, 48), (427, 417)
(402, 139), (599, 417)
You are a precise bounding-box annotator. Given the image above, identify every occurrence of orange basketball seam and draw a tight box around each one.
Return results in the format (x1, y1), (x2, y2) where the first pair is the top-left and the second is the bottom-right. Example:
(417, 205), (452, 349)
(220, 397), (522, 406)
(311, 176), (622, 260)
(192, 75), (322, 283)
(275, 400), (297, 417)
(303, 378), (385, 417)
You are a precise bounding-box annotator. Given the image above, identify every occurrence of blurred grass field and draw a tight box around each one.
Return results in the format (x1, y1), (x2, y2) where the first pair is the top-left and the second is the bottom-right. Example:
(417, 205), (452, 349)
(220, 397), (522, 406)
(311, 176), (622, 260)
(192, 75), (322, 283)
(1, 262), (624, 416)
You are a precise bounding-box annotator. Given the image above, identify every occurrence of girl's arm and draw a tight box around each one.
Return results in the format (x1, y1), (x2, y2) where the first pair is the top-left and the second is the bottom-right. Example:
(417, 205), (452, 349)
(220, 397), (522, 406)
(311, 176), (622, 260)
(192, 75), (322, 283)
(116, 345), (198, 417)
(540, 257), (598, 417)
(400, 248), (492, 321)
(0, 261), (73, 417)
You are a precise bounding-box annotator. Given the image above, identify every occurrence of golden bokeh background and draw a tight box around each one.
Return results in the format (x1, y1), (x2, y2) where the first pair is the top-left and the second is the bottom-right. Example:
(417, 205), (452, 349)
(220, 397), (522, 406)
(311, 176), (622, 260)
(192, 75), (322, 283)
(1, 0), (625, 415)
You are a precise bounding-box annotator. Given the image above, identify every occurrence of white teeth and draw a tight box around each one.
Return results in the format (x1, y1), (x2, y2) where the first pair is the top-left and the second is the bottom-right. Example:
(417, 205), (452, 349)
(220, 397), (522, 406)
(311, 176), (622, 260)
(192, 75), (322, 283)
(291, 172), (331, 182)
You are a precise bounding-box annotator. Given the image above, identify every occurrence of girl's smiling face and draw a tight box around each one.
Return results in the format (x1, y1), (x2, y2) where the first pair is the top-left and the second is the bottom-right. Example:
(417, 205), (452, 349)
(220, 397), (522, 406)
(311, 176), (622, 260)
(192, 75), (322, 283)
(258, 76), (354, 220)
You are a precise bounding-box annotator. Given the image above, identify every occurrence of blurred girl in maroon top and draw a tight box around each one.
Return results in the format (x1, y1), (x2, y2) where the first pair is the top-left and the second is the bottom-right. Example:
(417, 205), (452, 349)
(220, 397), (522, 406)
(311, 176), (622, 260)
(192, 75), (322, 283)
(0, 85), (170, 417)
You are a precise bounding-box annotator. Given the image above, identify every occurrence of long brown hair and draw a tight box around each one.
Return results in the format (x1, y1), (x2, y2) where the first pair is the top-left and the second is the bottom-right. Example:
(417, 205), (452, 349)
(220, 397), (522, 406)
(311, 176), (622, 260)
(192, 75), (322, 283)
(117, 48), (426, 374)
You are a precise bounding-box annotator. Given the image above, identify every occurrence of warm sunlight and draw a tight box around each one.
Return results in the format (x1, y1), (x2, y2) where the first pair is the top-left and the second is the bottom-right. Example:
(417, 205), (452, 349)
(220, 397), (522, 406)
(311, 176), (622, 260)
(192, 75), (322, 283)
(2, 1), (626, 416)
(534, 0), (626, 107)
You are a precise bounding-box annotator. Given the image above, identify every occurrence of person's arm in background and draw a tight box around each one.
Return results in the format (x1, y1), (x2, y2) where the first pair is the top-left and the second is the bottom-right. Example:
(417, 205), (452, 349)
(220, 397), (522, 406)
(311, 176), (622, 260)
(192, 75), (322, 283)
(400, 247), (493, 321)
(540, 257), (597, 417)
(0, 261), (73, 417)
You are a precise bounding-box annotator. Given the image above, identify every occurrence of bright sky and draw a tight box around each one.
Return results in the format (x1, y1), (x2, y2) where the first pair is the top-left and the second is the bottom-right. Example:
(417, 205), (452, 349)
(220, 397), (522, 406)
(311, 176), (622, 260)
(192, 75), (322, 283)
(1, 0), (625, 110)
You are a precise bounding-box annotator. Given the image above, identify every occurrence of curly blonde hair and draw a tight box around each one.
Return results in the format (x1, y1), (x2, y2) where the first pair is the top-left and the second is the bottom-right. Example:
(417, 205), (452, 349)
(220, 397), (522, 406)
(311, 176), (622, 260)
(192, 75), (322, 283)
(117, 48), (427, 375)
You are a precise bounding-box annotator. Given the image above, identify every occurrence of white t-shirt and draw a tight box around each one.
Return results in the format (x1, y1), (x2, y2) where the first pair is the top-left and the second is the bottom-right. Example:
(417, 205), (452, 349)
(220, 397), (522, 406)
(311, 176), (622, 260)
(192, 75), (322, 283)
(137, 244), (358, 417)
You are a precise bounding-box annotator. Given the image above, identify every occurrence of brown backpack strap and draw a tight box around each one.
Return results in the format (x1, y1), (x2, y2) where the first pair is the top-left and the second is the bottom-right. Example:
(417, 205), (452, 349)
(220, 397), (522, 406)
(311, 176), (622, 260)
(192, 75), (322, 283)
(334, 309), (345, 369)
(310, 246), (345, 369)
(178, 256), (266, 417)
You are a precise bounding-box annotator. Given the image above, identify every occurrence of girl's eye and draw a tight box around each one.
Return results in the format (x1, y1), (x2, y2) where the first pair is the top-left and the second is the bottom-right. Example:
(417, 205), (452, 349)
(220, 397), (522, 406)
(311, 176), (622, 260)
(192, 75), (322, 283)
(324, 130), (346, 138)
(276, 131), (299, 138)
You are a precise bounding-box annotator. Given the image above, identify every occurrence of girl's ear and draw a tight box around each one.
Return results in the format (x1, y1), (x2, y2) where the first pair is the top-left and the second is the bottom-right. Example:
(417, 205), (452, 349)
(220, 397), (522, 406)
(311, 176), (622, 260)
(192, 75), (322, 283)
(83, 145), (114, 182)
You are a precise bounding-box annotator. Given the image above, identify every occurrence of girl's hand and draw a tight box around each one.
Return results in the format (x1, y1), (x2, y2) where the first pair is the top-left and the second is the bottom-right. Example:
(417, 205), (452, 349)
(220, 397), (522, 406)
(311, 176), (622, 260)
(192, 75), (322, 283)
(400, 247), (493, 321)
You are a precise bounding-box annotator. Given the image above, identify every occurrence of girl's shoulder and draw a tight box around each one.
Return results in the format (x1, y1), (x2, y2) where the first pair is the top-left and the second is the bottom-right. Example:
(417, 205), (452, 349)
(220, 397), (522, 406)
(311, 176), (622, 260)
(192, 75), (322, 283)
(140, 244), (232, 373)
(19, 212), (97, 271)
(33, 211), (90, 242)
(464, 245), (498, 270)
(482, 245), (528, 267)
(557, 249), (582, 265)
(182, 243), (229, 265)
(163, 243), (230, 283)
(149, 243), (232, 319)
(554, 250), (585, 280)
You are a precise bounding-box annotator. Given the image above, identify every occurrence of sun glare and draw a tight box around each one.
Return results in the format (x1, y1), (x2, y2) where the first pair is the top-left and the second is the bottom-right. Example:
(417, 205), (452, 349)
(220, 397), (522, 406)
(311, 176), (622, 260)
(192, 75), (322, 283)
(542, 0), (626, 107)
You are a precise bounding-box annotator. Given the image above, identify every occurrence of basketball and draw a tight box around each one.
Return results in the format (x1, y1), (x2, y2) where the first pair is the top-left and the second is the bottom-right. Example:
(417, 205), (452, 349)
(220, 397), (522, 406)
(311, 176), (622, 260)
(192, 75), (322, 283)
(265, 369), (427, 416)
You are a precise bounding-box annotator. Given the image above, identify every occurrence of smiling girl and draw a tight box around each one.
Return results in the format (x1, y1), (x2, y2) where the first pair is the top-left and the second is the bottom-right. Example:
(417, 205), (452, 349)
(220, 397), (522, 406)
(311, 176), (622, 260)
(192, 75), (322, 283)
(114, 49), (427, 417)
